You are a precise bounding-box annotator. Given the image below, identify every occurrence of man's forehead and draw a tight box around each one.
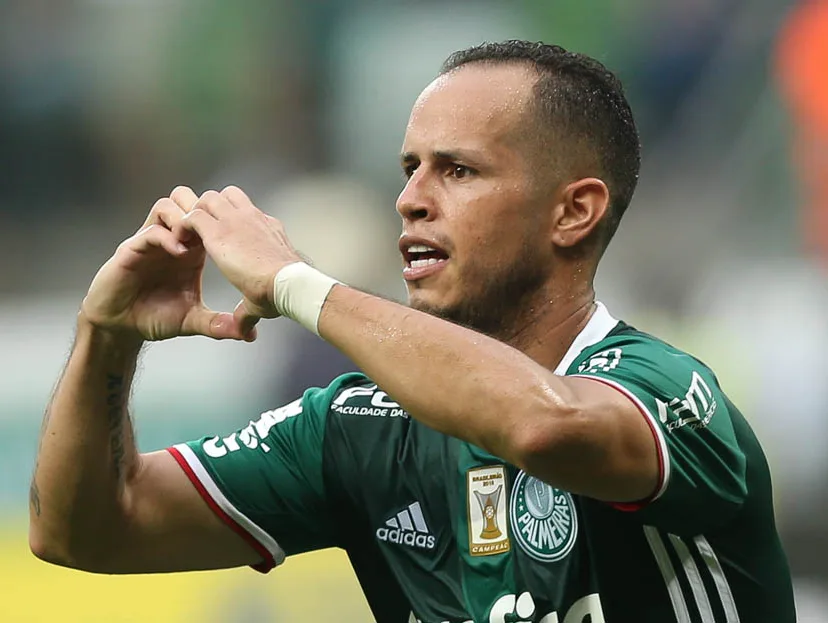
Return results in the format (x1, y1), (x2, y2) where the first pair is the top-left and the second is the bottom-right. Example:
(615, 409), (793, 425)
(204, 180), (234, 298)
(404, 63), (537, 147)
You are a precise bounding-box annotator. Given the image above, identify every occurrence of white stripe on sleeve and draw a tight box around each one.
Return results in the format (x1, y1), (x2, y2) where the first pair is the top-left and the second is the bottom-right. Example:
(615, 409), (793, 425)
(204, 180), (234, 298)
(173, 443), (286, 566)
(574, 375), (672, 501)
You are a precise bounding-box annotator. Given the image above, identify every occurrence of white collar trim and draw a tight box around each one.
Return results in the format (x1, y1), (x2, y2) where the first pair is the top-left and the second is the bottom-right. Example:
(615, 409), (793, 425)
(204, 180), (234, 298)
(553, 301), (619, 375)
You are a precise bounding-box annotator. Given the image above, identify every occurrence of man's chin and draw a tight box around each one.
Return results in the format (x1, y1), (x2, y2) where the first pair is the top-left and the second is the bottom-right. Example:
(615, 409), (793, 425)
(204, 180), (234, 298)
(407, 294), (471, 328)
(408, 294), (454, 320)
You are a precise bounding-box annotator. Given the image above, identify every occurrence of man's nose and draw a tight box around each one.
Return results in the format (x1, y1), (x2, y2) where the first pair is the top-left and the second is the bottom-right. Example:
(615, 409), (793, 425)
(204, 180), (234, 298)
(396, 171), (437, 222)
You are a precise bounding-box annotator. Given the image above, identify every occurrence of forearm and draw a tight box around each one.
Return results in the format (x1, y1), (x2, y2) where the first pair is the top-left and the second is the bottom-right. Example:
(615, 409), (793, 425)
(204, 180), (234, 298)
(29, 315), (142, 565)
(318, 287), (569, 462)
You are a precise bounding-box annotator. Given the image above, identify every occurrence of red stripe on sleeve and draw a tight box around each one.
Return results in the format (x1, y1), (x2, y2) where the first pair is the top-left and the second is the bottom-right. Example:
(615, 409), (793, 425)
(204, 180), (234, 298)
(167, 446), (275, 572)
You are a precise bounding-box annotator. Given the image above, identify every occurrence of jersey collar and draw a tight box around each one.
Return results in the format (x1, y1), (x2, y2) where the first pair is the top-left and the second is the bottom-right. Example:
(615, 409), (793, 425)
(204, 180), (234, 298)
(553, 302), (619, 375)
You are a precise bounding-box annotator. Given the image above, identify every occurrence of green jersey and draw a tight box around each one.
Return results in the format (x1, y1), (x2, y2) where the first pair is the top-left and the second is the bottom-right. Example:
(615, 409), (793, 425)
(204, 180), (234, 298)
(168, 303), (795, 622)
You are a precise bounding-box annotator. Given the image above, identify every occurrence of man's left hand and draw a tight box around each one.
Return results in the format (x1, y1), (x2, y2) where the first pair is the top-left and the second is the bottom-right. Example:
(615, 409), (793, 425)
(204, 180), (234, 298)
(174, 186), (304, 335)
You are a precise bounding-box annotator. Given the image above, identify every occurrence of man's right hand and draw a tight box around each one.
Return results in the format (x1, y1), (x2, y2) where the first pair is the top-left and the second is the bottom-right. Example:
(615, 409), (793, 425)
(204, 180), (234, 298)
(31, 188), (267, 575)
(80, 186), (254, 343)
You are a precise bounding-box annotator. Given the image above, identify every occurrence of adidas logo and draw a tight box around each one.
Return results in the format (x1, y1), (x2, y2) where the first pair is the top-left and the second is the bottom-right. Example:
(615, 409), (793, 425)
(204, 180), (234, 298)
(376, 501), (436, 550)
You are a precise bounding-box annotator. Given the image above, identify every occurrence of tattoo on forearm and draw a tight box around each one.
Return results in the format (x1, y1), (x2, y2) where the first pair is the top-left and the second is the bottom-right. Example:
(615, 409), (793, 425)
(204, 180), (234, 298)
(30, 404), (53, 517)
(106, 374), (128, 482)
(29, 481), (41, 516)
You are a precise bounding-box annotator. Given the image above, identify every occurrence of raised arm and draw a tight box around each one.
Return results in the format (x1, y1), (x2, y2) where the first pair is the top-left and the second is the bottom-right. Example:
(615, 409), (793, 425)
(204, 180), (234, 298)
(29, 188), (263, 573)
(315, 288), (659, 503)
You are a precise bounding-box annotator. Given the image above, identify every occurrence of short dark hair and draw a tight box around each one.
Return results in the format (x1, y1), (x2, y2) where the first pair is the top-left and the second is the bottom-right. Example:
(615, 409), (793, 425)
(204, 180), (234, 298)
(440, 40), (641, 246)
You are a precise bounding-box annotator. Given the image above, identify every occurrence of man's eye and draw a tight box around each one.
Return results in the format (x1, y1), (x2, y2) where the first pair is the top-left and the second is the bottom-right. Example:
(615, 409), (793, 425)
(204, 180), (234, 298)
(451, 165), (472, 180)
(403, 164), (418, 179)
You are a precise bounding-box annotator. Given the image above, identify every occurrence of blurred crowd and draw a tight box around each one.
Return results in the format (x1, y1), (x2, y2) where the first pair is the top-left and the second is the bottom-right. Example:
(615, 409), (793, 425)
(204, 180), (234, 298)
(1, 0), (826, 619)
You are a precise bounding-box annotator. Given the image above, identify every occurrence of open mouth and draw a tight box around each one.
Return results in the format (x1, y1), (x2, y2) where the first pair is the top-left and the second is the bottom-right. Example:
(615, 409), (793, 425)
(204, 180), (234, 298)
(404, 244), (449, 269)
(400, 240), (450, 280)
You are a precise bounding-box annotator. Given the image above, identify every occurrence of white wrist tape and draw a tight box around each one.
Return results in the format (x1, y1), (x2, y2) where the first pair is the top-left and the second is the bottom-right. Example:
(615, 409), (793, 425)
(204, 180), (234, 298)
(272, 262), (341, 335)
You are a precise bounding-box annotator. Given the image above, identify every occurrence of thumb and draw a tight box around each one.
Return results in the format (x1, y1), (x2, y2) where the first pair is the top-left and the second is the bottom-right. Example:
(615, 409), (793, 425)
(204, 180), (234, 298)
(184, 307), (257, 342)
(233, 297), (265, 340)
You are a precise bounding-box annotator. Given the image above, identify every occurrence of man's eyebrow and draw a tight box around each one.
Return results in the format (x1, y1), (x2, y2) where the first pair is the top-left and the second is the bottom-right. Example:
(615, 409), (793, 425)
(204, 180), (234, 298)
(400, 149), (481, 163)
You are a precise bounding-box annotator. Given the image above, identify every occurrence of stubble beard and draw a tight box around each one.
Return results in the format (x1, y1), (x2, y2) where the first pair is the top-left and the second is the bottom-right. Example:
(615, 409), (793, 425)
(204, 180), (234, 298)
(409, 244), (549, 343)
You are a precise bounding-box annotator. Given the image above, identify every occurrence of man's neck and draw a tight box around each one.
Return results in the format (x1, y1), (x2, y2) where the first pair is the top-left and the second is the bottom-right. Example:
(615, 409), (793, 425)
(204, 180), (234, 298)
(501, 282), (597, 372)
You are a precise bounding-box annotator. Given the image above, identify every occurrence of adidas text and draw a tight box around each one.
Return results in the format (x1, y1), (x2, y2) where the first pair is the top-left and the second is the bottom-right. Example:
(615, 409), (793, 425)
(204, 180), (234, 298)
(376, 528), (436, 550)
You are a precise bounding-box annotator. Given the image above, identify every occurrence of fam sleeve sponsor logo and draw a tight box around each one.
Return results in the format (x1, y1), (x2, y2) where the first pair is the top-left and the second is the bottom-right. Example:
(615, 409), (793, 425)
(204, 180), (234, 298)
(202, 399), (303, 457)
(509, 471), (578, 563)
(466, 465), (510, 556)
(331, 384), (409, 418)
(655, 370), (718, 433)
(576, 348), (622, 374)
(409, 592), (605, 623)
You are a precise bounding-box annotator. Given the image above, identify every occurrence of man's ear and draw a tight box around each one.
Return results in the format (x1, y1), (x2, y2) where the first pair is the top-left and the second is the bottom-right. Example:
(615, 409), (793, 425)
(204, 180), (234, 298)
(549, 178), (610, 248)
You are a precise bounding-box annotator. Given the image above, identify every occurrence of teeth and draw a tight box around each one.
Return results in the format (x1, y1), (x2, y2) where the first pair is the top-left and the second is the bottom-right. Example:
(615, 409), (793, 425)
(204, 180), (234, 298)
(408, 244), (436, 253)
(410, 258), (444, 268)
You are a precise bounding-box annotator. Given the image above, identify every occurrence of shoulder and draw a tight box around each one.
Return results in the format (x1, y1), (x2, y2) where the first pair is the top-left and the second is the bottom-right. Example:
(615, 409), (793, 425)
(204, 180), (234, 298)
(569, 323), (717, 383)
(568, 322), (728, 434)
(305, 372), (410, 421)
(303, 372), (372, 408)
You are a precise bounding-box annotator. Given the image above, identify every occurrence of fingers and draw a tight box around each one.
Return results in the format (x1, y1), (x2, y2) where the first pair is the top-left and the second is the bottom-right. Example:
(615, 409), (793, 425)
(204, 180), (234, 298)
(176, 207), (219, 242)
(169, 186), (200, 213)
(220, 185), (254, 210)
(233, 298), (266, 338)
(140, 197), (187, 232)
(139, 187), (199, 249)
(174, 186), (262, 246)
(183, 308), (258, 342)
(124, 224), (187, 257)
(191, 189), (239, 220)
(143, 186), (255, 234)
(189, 186), (257, 219)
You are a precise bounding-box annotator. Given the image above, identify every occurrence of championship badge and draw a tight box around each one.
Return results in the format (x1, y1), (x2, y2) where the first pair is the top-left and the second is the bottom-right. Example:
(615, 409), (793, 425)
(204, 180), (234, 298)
(466, 465), (511, 556)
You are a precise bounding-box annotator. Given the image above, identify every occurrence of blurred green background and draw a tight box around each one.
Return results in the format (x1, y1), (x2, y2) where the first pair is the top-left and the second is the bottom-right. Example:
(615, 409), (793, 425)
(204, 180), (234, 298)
(2, 0), (827, 620)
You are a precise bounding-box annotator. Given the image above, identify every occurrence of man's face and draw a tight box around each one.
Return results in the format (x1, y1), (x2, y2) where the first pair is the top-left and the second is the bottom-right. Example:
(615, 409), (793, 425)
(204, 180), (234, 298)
(397, 63), (555, 336)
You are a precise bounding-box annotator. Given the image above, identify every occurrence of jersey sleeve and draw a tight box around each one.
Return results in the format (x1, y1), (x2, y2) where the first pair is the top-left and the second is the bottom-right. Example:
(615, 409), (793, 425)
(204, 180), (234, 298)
(167, 378), (349, 572)
(570, 338), (748, 533)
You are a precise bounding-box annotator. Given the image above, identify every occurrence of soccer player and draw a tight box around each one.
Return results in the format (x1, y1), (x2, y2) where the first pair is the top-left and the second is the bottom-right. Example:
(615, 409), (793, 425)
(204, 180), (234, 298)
(29, 41), (796, 622)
